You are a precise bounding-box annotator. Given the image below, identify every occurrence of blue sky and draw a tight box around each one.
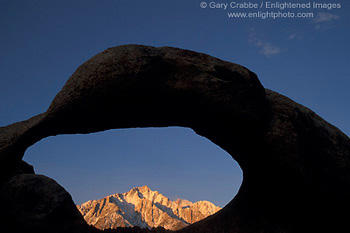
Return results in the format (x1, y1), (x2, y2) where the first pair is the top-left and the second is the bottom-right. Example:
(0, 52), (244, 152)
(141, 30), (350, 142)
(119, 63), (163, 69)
(0, 0), (349, 207)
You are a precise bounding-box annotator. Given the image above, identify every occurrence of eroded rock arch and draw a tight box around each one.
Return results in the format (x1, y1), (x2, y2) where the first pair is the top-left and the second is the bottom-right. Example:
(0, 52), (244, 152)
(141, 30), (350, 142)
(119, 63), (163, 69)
(0, 45), (349, 233)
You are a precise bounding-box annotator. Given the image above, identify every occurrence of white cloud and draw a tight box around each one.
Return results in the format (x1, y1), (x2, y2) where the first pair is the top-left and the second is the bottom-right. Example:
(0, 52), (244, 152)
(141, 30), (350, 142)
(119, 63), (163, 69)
(249, 29), (281, 57)
(258, 42), (281, 57)
(313, 13), (339, 23)
(288, 34), (297, 40)
(288, 33), (303, 40)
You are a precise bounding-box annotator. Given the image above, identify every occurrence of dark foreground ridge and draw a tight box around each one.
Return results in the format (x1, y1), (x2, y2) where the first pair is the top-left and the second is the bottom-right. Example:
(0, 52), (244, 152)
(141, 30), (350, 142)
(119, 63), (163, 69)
(0, 45), (349, 233)
(102, 227), (171, 233)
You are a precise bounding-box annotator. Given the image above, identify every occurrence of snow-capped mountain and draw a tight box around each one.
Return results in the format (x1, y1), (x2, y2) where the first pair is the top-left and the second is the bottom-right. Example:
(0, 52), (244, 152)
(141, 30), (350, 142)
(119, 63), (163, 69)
(77, 185), (221, 231)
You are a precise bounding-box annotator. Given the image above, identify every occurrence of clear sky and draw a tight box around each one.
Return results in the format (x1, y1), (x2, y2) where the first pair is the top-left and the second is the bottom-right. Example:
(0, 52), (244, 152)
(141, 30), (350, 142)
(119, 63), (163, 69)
(0, 0), (349, 207)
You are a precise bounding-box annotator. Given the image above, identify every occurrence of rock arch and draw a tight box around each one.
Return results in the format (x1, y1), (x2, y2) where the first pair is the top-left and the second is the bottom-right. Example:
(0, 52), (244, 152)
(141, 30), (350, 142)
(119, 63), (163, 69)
(0, 45), (349, 233)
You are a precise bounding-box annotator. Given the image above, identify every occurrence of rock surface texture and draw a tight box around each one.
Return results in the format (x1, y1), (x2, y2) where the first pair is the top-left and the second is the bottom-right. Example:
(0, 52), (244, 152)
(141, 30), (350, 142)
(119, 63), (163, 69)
(0, 44), (349, 233)
(77, 185), (221, 231)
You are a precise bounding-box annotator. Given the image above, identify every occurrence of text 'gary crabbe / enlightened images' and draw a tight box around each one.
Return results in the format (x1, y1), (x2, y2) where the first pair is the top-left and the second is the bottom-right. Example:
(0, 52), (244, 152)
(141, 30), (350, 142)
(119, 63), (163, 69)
(199, 1), (342, 20)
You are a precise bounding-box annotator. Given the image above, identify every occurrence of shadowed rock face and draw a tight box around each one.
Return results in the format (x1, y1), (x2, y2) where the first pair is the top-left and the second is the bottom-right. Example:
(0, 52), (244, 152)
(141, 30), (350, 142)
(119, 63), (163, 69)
(0, 174), (89, 233)
(0, 44), (349, 233)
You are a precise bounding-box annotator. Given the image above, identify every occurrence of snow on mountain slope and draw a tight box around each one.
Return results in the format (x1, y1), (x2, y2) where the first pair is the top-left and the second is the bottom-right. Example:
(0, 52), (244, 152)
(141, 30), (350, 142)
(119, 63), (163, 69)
(77, 185), (221, 230)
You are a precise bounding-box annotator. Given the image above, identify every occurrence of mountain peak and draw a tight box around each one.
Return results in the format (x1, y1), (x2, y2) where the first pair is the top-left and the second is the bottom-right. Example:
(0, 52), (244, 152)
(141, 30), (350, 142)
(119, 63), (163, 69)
(174, 198), (193, 207)
(77, 186), (221, 231)
(137, 185), (151, 193)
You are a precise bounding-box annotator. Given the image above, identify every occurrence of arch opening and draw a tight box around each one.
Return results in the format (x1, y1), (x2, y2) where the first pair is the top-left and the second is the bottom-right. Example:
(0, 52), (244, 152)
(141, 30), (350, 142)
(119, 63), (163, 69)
(23, 126), (243, 231)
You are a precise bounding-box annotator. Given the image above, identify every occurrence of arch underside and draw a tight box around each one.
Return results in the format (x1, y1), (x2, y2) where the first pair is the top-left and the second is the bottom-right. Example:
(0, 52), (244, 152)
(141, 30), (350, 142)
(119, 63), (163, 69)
(0, 45), (349, 233)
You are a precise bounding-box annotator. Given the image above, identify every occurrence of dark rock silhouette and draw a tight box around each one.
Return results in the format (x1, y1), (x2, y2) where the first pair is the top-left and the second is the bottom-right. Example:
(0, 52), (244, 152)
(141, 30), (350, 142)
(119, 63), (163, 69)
(0, 45), (349, 233)
(0, 174), (89, 233)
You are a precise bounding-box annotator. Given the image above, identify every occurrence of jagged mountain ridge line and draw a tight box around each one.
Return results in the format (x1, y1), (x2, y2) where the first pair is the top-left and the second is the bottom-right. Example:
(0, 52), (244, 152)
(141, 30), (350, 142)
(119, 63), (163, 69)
(77, 185), (221, 230)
